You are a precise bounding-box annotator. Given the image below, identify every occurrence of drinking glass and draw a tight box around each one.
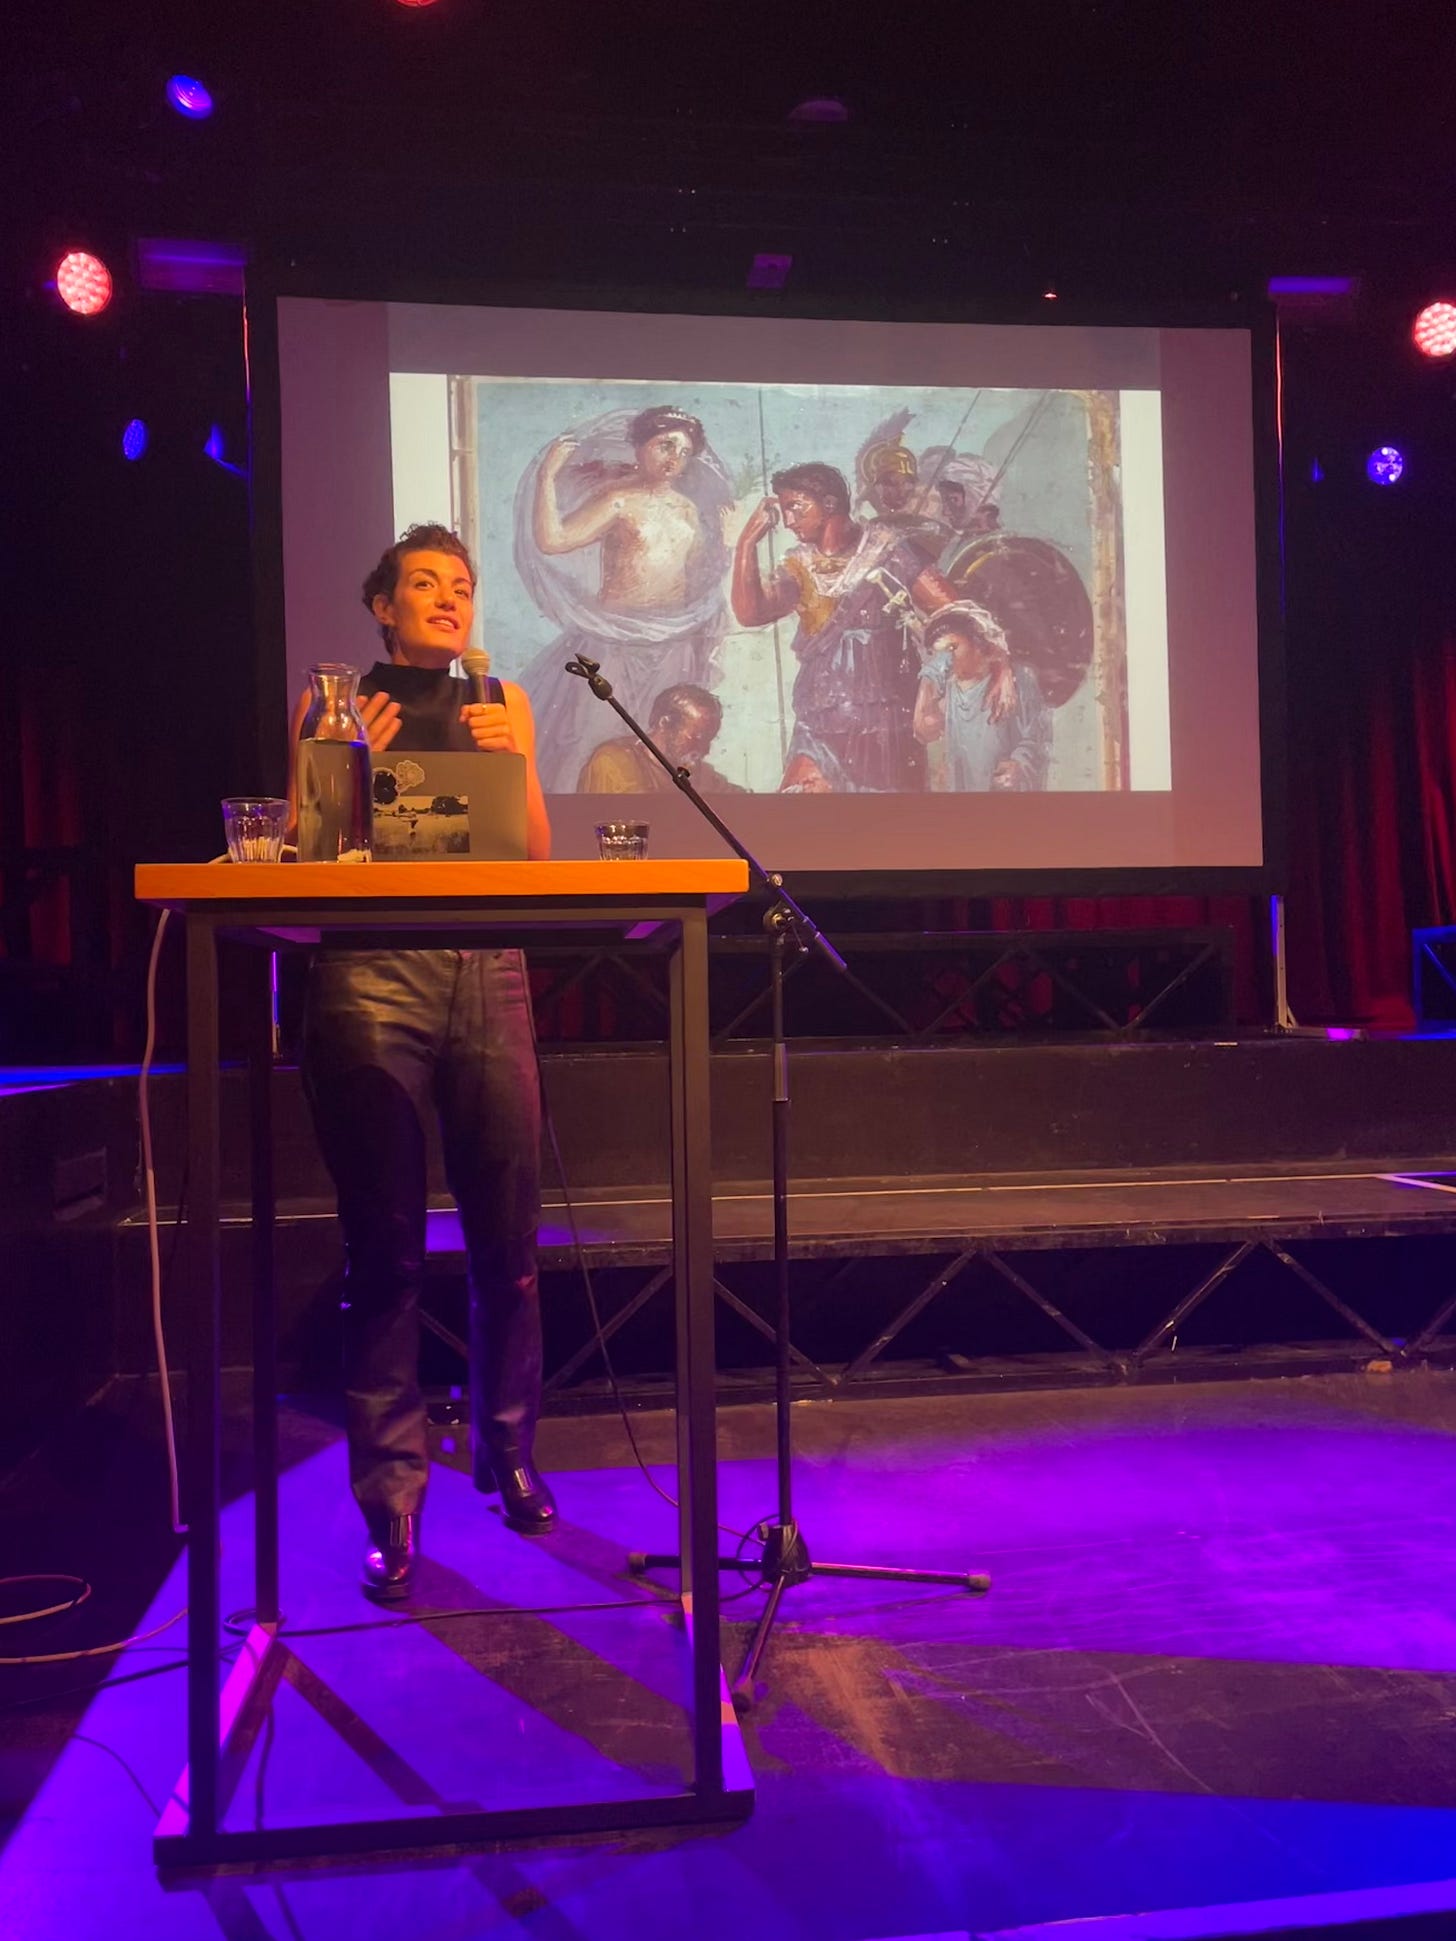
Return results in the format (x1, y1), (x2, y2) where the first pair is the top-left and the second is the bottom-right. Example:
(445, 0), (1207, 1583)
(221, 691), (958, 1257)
(221, 798), (290, 863)
(595, 821), (649, 861)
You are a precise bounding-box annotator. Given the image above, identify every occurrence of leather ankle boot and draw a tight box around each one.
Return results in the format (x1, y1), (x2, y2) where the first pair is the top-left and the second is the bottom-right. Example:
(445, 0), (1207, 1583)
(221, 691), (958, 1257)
(475, 1453), (557, 1534)
(362, 1512), (420, 1599)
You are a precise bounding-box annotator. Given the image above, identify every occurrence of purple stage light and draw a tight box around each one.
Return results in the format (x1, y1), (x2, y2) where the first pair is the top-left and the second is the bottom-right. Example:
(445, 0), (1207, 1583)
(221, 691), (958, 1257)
(1267, 275), (1358, 297)
(747, 253), (792, 291)
(1367, 446), (1405, 486)
(203, 425), (246, 477)
(788, 96), (849, 124)
(136, 237), (245, 296)
(1265, 275), (1360, 325)
(122, 419), (148, 461)
(165, 75), (213, 120)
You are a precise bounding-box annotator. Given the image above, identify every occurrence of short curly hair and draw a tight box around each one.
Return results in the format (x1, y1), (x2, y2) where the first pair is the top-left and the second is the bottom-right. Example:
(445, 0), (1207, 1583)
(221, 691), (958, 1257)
(362, 524), (476, 630)
(771, 462), (851, 513)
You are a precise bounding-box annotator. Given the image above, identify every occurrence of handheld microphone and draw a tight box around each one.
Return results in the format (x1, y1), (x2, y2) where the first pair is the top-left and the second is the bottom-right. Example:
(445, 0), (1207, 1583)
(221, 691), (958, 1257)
(460, 647), (493, 707)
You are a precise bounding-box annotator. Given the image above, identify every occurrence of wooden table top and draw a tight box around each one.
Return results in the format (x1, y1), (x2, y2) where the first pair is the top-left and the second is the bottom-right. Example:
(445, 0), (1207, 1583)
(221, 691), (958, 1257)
(135, 858), (751, 907)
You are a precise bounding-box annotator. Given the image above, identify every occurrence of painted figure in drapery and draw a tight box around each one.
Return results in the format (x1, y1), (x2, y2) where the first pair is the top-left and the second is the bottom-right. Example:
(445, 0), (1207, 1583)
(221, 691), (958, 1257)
(516, 405), (734, 792)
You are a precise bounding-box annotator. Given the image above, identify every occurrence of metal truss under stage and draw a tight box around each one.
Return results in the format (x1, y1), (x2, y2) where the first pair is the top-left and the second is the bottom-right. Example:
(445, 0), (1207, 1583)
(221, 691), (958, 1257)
(527, 925), (1238, 1045)
(407, 1164), (1456, 1407)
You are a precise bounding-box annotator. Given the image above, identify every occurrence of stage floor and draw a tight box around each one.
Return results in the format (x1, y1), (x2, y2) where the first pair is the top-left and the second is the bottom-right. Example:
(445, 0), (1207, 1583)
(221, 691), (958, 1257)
(519, 1162), (1456, 1262)
(4, 1372), (1456, 1936)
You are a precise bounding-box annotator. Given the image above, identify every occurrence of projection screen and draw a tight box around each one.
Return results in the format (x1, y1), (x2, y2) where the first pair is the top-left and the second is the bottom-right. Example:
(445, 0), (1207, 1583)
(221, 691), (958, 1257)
(267, 294), (1274, 884)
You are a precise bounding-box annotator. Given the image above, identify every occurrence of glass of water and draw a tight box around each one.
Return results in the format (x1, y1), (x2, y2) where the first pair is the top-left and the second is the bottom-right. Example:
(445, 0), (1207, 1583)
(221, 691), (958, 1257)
(221, 797), (290, 863)
(595, 821), (649, 861)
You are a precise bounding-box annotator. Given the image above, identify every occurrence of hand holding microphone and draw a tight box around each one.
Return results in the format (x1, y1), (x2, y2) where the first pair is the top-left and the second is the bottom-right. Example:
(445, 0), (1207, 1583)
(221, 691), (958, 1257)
(459, 647), (518, 753)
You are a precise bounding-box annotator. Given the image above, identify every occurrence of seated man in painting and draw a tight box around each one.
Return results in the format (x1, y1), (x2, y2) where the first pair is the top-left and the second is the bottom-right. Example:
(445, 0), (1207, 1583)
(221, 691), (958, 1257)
(576, 683), (745, 794)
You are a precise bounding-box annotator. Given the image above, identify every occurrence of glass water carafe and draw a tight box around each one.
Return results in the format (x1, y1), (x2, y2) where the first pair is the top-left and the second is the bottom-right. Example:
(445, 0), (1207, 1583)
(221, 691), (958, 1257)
(296, 663), (373, 863)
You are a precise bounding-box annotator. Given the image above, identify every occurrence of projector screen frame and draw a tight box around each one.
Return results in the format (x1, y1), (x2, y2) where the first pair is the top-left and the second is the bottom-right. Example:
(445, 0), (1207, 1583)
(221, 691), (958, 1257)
(246, 263), (1286, 899)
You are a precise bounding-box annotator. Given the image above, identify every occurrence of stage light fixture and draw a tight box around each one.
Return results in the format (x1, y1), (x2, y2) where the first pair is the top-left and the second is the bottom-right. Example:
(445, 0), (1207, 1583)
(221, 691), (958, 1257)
(137, 237), (245, 295)
(55, 251), (112, 316)
(1366, 445), (1405, 486)
(1265, 275), (1360, 326)
(747, 253), (792, 291)
(165, 75), (213, 119)
(121, 419), (148, 461)
(204, 425), (246, 477)
(788, 96), (849, 124)
(1412, 301), (1456, 359)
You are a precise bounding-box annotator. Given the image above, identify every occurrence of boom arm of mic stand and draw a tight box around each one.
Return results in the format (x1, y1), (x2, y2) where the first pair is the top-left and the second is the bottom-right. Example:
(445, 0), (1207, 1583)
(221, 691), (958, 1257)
(562, 654), (846, 974)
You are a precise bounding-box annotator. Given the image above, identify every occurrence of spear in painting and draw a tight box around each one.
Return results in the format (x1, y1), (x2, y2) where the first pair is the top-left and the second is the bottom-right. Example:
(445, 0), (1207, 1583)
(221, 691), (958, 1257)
(757, 387), (790, 770)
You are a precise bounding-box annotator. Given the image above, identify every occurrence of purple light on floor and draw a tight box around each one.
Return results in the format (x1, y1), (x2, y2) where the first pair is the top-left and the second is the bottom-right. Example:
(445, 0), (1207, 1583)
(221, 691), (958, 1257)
(165, 74), (213, 119)
(121, 418), (148, 461)
(1367, 445), (1405, 486)
(1326, 1027), (1358, 1041)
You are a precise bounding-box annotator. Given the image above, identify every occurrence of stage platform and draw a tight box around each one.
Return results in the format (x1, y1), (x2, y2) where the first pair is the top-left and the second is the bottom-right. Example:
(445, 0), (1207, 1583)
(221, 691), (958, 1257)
(6, 1033), (1456, 1461)
(523, 1161), (1456, 1262)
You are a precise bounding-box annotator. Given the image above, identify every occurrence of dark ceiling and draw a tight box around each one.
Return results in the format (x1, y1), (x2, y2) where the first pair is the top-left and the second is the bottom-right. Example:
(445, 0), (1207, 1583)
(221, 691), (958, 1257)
(9, 0), (1456, 302)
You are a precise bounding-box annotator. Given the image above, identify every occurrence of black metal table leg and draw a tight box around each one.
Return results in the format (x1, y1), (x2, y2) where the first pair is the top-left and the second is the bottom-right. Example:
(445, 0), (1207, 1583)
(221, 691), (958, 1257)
(147, 883), (755, 1864)
(669, 907), (723, 1796)
(249, 948), (280, 1629)
(183, 913), (222, 1841)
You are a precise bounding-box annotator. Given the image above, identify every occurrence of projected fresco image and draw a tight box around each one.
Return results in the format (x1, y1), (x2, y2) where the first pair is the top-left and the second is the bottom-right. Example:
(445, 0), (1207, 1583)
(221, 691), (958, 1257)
(407, 378), (1130, 798)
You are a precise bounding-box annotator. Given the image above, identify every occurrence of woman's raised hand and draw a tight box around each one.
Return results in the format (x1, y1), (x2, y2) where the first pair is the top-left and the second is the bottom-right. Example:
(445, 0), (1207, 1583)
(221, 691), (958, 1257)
(359, 690), (402, 754)
(542, 435), (578, 477)
(459, 701), (519, 754)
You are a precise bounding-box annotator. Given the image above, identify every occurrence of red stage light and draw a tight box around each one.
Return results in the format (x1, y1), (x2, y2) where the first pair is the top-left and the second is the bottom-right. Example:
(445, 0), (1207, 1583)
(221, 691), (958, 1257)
(1413, 301), (1456, 359)
(55, 251), (113, 316)
(393, 0), (441, 7)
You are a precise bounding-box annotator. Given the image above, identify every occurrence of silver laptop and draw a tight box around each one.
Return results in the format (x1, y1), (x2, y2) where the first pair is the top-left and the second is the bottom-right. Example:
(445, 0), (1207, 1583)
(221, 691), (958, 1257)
(370, 750), (527, 862)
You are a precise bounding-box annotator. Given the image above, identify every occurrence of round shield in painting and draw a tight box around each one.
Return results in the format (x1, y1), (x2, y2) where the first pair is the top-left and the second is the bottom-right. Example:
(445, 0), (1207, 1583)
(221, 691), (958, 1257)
(941, 531), (1094, 708)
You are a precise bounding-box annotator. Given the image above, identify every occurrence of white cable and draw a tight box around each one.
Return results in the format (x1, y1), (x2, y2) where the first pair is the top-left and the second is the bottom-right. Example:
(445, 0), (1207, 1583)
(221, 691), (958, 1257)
(139, 852), (275, 1541)
(140, 907), (187, 1536)
(0, 1574), (91, 1625)
(0, 1605), (187, 1666)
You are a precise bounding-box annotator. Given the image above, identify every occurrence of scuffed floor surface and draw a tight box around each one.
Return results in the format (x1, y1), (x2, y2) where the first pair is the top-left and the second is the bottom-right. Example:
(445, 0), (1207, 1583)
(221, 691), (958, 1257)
(3, 1371), (1456, 1938)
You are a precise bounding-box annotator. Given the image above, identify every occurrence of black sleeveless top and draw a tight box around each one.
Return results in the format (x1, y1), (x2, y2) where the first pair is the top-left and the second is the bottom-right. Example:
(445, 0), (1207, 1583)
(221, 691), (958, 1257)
(358, 660), (503, 754)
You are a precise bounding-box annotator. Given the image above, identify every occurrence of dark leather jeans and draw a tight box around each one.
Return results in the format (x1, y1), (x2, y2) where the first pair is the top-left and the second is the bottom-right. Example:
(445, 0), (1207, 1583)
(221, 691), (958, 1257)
(302, 949), (541, 1528)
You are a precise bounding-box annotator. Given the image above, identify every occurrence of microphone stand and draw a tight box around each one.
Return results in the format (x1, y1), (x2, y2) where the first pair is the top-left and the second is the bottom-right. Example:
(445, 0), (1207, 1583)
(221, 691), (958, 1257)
(565, 654), (989, 1712)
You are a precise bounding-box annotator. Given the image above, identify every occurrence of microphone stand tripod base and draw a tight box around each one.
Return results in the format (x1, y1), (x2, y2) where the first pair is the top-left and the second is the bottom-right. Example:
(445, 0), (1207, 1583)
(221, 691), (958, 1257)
(566, 653), (992, 1711)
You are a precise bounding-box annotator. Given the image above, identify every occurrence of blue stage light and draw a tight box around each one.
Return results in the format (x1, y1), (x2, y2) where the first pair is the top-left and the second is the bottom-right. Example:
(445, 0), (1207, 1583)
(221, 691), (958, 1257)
(165, 75), (213, 120)
(122, 419), (148, 461)
(1367, 446), (1405, 486)
(204, 425), (246, 477)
